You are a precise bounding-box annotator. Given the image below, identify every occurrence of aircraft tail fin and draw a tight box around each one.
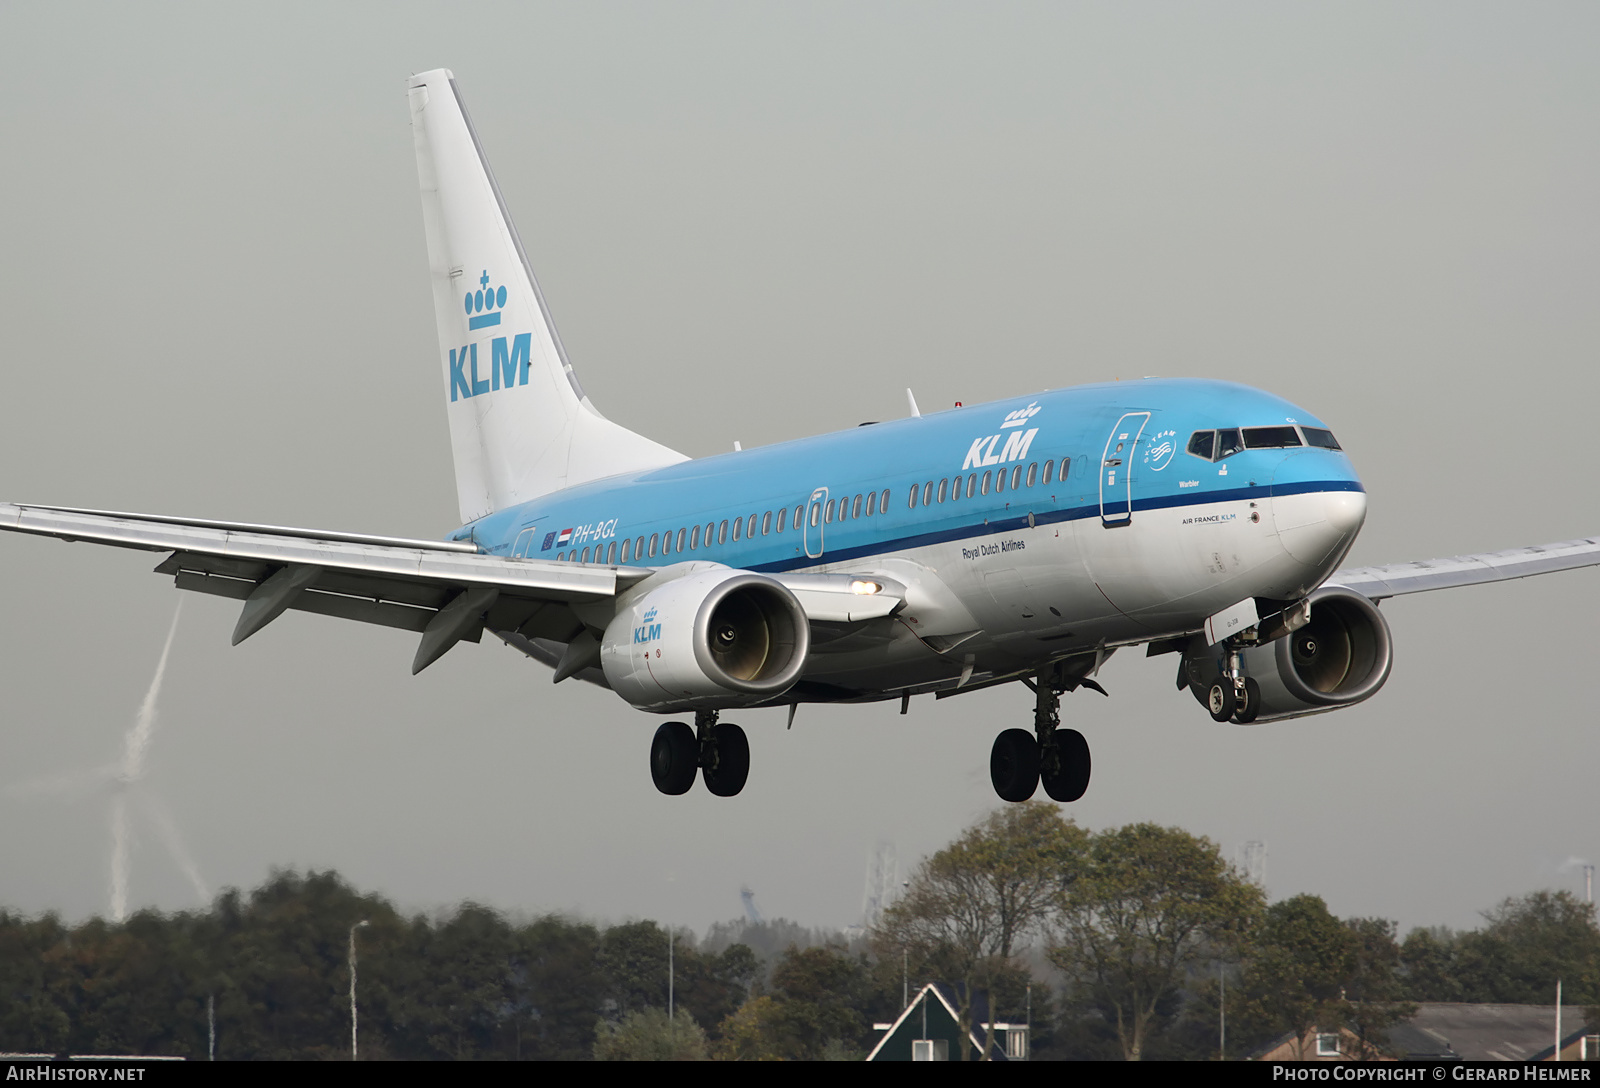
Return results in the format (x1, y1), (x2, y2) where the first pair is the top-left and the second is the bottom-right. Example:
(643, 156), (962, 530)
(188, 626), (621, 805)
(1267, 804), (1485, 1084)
(407, 69), (685, 524)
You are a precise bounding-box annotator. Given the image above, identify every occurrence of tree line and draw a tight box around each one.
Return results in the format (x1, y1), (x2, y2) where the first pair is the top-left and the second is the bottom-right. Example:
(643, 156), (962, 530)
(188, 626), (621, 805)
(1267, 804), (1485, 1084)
(1, 806), (1596, 1059)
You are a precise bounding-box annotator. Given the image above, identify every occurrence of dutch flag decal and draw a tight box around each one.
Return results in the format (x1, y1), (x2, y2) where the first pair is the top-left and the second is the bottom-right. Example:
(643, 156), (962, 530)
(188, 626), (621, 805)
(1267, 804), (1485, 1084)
(557, 528), (573, 547)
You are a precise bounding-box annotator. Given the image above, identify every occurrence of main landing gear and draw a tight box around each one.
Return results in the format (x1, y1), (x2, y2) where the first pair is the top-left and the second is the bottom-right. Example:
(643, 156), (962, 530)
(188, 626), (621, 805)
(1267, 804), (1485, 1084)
(650, 710), (750, 797)
(990, 665), (1096, 804)
(1206, 640), (1260, 724)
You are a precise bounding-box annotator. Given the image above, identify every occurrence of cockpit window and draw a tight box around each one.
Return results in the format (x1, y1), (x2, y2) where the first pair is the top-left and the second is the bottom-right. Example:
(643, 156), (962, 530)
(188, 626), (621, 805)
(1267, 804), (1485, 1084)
(1190, 422), (1312, 460)
(1302, 427), (1342, 450)
(1242, 426), (1302, 449)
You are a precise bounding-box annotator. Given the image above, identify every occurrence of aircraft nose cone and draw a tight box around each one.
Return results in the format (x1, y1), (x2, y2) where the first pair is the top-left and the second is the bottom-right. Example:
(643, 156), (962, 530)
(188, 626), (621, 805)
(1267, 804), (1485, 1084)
(1273, 488), (1366, 566)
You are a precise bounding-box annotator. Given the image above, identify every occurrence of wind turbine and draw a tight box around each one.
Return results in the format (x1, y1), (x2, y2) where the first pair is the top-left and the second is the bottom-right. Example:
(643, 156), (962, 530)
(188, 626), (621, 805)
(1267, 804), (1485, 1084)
(7, 602), (207, 921)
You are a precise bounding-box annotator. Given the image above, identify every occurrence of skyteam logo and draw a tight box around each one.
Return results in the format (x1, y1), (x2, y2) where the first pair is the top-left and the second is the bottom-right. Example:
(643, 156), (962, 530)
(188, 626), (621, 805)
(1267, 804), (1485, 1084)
(1143, 429), (1178, 472)
(465, 270), (506, 330)
(448, 269), (533, 403)
(634, 606), (662, 645)
(962, 402), (1042, 471)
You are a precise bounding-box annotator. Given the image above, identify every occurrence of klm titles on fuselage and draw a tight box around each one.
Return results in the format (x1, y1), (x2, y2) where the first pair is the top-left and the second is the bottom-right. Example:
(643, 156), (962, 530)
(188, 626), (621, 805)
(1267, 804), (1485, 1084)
(962, 401), (1042, 471)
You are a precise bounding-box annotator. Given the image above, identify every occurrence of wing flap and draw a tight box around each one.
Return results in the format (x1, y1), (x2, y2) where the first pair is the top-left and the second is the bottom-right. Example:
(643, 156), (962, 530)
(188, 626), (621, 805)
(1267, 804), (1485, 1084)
(1329, 537), (1600, 599)
(1, 501), (635, 669)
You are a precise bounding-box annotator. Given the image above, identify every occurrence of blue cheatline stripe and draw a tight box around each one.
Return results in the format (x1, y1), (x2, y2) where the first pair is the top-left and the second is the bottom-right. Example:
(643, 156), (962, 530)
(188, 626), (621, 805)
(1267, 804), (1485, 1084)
(747, 479), (1365, 574)
(468, 312), (502, 330)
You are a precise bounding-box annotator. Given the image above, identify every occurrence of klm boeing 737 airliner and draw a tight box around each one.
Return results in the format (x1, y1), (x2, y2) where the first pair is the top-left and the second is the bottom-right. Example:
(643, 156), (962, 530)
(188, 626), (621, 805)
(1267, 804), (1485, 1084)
(5, 70), (1599, 803)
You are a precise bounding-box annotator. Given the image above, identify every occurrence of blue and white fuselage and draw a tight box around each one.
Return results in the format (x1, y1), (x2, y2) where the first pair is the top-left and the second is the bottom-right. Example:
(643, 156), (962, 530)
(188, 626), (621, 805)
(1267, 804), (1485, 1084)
(461, 378), (1366, 701)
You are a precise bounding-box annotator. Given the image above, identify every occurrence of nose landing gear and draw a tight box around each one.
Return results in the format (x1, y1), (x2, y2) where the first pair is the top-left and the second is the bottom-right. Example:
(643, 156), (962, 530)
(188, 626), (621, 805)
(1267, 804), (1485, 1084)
(1207, 641), (1261, 725)
(650, 710), (751, 797)
(990, 664), (1096, 803)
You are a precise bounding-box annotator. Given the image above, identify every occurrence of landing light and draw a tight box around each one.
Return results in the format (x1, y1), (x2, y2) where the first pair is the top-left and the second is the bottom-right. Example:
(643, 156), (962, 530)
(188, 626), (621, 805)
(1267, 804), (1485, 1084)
(850, 580), (881, 595)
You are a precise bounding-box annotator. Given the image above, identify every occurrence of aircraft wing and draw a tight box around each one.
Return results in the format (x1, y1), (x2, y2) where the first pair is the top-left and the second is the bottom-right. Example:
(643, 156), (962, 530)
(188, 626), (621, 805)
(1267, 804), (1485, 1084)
(1327, 537), (1600, 600)
(0, 502), (652, 673)
(0, 503), (909, 679)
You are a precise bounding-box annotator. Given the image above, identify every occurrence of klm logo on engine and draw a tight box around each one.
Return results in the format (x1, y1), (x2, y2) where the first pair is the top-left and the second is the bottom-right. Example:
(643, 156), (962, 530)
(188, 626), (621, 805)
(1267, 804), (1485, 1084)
(449, 270), (533, 402)
(962, 402), (1041, 471)
(633, 607), (662, 645)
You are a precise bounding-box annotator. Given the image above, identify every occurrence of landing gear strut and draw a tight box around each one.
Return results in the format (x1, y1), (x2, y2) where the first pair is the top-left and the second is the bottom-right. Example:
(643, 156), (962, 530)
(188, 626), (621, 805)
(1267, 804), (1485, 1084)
(1208, 641), (1260, 725)
(990, 664), (1095, 803)
(650, 710), (750, 797)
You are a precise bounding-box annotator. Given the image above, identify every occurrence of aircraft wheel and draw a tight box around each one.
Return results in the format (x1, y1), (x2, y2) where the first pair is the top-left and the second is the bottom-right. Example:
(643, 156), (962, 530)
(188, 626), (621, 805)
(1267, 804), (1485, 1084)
(990, 728), (1040, 803)
(650, 721), (698, 795)
(702, 722), (750, 797)
(1232, 678), (1261, 724)
(1041, 729), (1091, 803)
(1206, 678), (1236, 723)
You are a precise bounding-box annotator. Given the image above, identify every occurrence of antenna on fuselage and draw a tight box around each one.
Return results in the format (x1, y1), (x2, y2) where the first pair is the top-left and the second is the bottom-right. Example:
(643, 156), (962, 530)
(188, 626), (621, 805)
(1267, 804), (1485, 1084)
(905, 389), (922, 418)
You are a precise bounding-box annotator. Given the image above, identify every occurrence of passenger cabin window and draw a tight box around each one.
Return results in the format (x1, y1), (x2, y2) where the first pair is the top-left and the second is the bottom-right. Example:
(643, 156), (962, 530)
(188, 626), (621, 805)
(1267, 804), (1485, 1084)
(908, 486), (918, 509)
(853, 494), (863, 518)
(1026, 463), (1037, 487)
(762, 511), (772, 535)
(676, 528), (687, 552)
(880, 488), (891, 511)
(866, 491), (877, 517)
(1011, 465), (1023, 490)
(747, 513), (758, 538)
(793, 504), (804, 528)
(690, 525), (700, 550)
(922, 481), (934, 505)
(718, 520), (728, 544)
(825, 500), (835, 523)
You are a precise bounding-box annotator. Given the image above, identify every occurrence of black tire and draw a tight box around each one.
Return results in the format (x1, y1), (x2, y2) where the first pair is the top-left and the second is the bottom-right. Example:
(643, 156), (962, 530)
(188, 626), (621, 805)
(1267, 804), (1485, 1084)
(650, 721), (698, 795)
(1233, 677), (1261, 724)
(990, 728), (1040, 803)
(1207, 678), (1236, 723)
(702, 723), (750, 797)
(1041, 729), (1091, 803)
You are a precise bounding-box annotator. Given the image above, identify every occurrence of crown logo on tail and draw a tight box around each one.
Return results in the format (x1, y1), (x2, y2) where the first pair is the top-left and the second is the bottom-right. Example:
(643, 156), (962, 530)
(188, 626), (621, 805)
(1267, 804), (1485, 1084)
(465, 270), (506, 330)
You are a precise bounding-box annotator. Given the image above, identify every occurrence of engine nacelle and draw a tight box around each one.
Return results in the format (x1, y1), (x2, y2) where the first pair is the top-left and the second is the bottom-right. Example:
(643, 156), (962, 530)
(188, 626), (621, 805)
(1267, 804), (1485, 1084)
(1183, 586), (1394, 722)
(601, 568), (810, 712)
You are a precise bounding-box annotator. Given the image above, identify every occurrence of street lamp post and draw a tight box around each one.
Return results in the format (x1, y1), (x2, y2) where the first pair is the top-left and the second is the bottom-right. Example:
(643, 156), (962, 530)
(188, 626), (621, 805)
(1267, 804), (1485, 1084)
(350, 920), (370, 1061)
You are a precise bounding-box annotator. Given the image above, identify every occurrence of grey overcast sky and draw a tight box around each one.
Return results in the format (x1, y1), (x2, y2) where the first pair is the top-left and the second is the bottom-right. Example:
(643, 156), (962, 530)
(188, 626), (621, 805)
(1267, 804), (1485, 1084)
(1, 2), (1597, 937)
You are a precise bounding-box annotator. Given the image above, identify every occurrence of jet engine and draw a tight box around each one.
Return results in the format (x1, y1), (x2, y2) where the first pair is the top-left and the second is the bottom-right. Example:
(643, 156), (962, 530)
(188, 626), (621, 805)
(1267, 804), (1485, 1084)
(1182, 586), (1394, 722)
(601, 568), (810, 712)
